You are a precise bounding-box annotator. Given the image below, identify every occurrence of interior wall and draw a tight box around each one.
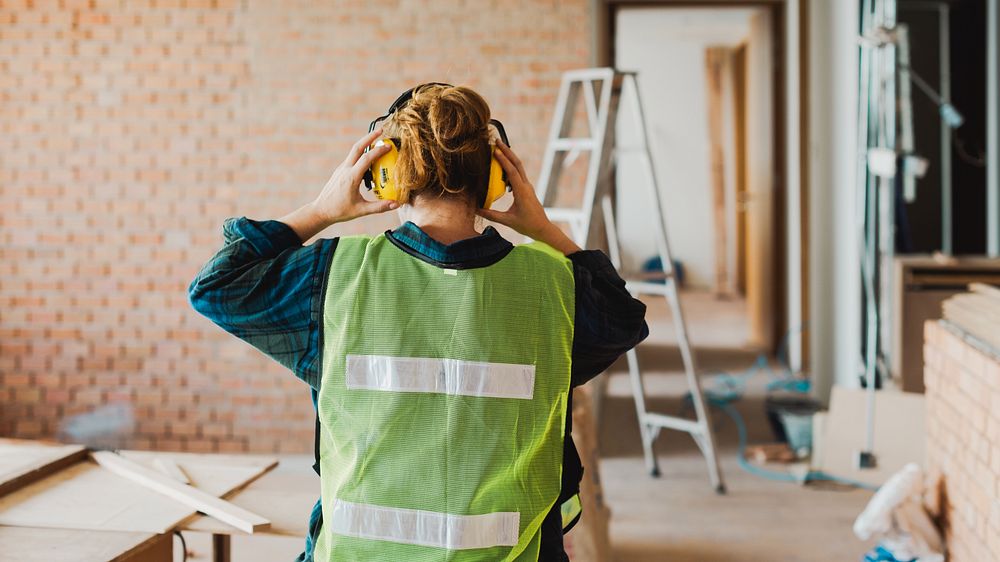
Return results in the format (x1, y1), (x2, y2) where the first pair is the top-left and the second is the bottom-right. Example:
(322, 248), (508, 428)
(0, 0), (592, 453)
(614, 7), (758, 290)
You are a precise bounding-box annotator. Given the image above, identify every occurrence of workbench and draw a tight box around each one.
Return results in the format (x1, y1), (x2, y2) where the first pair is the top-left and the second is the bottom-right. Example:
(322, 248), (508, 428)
(0, 439), (318, 562)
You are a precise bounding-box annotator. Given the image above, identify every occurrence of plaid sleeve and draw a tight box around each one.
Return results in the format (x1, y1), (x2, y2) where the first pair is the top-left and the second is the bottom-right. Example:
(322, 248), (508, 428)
(188, 217), (336, 389)
(569, 249), (649, 387)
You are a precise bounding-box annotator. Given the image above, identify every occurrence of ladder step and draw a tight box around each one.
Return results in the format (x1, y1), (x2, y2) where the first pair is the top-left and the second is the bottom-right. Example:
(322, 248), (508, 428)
(552, 138), (597, 151)
(642, 413), (704, 435)
(561, 68), (617, 82)
(625, 279), (676, 296)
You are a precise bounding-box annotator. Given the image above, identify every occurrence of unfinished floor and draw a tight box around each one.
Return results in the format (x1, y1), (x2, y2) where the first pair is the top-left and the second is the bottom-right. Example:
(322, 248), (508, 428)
(174, 293), (874, 561)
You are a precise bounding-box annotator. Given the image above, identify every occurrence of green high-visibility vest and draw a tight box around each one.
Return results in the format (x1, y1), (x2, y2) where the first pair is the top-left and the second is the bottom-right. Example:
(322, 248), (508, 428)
(313, 234), (576, 561)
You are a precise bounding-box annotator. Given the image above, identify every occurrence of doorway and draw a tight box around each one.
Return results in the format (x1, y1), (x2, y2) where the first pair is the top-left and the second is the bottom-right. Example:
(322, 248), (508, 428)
(611, 5), (784, 352)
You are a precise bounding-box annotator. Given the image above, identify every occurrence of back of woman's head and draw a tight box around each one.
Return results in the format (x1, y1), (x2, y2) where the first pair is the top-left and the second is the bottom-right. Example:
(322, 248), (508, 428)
(383, 84), (493, 206)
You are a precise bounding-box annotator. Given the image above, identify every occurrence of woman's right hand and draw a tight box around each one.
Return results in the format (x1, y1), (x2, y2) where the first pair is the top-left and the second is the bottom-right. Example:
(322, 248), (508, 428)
(279, 129), (397, 242)
(310, 128), (397, 225)
(477, 142), (582, 256)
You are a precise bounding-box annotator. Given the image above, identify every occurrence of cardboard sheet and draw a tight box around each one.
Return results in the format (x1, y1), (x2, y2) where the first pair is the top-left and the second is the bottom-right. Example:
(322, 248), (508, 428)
(819, 386), (925, 487)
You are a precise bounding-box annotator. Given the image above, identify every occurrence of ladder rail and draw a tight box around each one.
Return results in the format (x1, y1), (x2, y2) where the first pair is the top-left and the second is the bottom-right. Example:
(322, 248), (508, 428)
(537, 77), (575, 206)
(534, 69), (726, 493)
(622, 72), (724, 492)
(576, 71), (615, 247)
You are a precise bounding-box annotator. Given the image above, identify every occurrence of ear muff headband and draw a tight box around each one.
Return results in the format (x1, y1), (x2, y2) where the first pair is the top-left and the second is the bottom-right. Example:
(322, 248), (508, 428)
(363, 84), (512, 209)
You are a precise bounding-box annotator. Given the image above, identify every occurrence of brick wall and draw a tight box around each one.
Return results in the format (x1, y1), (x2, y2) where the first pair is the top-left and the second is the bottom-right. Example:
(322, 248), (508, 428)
(0, 0), (592, 453)
(923, 320), (1000, 560)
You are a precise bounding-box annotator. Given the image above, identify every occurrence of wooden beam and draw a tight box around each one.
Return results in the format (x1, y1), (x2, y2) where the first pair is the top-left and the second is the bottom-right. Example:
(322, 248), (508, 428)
(706, 47), (731, 296)
(212, 534), (232, 562)
(91, 452), (270, 534)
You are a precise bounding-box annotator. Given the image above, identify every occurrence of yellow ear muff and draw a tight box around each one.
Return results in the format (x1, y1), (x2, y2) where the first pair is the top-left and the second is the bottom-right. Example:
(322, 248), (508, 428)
(372, 139), (508, 208)
(484, 146), (511, 209)
(370, 139), (401, 202)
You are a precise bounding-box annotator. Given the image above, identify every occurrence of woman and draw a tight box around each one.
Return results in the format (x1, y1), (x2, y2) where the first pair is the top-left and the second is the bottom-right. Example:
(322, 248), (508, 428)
(190, 84), (647, 561)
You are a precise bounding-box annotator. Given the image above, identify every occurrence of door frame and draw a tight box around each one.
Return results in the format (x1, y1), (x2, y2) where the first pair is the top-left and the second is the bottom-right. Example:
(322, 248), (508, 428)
(594, 0), (805, 367)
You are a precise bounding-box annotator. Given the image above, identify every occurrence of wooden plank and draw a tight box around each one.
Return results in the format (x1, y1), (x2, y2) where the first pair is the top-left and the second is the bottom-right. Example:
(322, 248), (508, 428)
(91, 452), (270, 534)
(0, 440), (87, 497)
(944, 294), (1000, 351)
(706, 46), (730, 297)
(0, 526), (170, 562)
(153, 457), (190, 484)
(563, 385), (611, 562)
(969, 281), (1000, 300)
(183, 461), (317, 537)
(212, 534), (232, 562)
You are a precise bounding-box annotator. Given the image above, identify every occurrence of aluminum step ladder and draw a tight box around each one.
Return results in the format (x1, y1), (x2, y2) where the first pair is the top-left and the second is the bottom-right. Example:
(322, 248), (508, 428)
(536, 68), (725, 493)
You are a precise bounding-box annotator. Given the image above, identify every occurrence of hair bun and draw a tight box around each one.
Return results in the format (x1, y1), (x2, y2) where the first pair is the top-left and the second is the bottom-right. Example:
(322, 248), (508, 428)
(425, 90), (491, 154)
(383, 85), (494, 205)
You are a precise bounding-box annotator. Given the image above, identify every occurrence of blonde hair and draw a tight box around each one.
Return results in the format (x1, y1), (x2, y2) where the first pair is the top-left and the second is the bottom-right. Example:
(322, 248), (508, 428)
(382, 84), (493, 206)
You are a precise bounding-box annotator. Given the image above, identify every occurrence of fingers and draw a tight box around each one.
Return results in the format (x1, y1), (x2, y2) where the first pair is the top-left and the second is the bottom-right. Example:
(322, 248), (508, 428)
(352, 141), (391, 175)
(475, 207), (509, 226)
(346, 128), (385, 165)
(358, 199), (399, 217)
(493, 148), (519, 183)
(496, 141), (529, 183)
(494, 149), (530, 197)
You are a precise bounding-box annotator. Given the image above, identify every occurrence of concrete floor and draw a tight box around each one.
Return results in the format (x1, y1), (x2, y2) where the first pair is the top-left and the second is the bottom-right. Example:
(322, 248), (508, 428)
(176, 293), (875, 561)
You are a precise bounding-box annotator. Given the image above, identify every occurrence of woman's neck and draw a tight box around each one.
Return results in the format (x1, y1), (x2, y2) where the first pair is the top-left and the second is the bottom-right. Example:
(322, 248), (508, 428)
(400, 197), (481, 245)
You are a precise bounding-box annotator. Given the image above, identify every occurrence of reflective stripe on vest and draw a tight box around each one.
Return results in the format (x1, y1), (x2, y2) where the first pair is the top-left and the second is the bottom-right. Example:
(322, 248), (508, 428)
(329, 499), (520, 550)
(314, 235), (575, 561)
(345, 354), (536, 400)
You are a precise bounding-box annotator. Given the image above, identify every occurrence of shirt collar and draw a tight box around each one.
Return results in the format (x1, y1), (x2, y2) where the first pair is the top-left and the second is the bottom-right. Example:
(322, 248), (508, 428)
(386, 221), (513, 265)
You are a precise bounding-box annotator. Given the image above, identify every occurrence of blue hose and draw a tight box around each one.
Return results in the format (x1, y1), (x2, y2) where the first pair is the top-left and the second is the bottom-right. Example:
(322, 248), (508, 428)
(705, 395), (878, 491)
(689, 333), (878, 491)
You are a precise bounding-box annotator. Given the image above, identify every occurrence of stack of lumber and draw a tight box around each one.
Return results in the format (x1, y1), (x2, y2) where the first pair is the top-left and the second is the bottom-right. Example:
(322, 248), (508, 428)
(942, 283), (1000, 351)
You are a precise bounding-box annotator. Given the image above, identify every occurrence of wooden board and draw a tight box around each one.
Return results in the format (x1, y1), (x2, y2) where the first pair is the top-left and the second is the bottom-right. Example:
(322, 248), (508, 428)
(0, 439), (87, 497)
(819, 386), (925, 487)
(0, 451), (276, 534)
(183, 462), (318, 537)
(0, 526), (171, 562)
(92, 452), (270, 534)
(943, 290), (1000, 353)
(563, 385), (611, 562)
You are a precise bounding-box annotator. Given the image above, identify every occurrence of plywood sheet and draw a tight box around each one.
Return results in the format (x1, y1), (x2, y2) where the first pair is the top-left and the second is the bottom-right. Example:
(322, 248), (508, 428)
(0, 526), (170, 562)
(819, 386), (925, 487)
(0, 451), (277, 534)
(0, 439), (87, 497)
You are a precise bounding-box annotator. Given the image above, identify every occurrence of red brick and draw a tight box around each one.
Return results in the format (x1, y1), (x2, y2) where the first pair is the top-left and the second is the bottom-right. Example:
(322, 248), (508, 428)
(1, 0), (590, 459)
